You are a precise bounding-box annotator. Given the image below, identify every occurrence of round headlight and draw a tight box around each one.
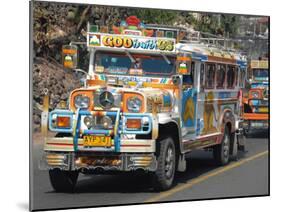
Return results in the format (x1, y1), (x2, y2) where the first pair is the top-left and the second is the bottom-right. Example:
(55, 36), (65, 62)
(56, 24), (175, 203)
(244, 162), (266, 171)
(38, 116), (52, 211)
(100, 116), (113, 129)
(251, 91), (259, 99)
(74, 95), (90, 109)
(127, 97), (142, 113)
(84, 115), (94, 128)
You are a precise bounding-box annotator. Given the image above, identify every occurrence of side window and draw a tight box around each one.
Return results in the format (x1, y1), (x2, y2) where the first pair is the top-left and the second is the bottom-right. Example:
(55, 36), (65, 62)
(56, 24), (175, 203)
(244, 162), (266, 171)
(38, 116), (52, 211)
(216, 64), (226, 89)
(200, 63), (205, 88)
(182, 61), (195, 86)
(239, 68), (246, 88)
(227, 65), (236, 89)
(205, 63), (216, 89)
(191, 61), (195, 83)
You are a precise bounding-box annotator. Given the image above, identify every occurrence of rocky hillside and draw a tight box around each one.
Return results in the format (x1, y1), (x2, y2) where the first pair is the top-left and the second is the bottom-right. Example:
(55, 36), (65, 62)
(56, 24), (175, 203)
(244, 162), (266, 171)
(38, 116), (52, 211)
(32, 57), (82, 132)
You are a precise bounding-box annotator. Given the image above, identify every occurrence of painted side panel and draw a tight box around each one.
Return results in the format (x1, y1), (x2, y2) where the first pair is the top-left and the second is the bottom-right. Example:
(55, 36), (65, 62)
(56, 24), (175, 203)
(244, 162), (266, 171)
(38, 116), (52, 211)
(181, 88), (197, 140)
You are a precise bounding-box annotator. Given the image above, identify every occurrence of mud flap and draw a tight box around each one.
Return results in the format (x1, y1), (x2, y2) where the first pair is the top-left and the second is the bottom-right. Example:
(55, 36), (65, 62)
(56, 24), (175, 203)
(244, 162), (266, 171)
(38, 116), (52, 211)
(237, 128), (247, 152)
(177, 154), (186, 172)
(231, 133), (238, 161)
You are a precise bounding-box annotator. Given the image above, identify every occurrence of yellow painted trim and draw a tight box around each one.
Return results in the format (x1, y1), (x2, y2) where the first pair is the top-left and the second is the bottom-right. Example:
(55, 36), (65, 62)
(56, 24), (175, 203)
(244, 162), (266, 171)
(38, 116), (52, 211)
(145, 150), (268, 203)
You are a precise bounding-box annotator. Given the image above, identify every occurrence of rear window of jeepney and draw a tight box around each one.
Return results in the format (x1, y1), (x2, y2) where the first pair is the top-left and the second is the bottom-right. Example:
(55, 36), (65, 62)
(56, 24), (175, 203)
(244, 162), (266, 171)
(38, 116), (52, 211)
(94, 51), (176, 76)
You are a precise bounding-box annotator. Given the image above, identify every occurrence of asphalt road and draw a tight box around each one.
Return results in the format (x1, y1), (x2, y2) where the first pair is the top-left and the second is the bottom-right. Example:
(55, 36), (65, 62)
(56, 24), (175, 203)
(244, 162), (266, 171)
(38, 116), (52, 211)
(31, 132), (269, 211)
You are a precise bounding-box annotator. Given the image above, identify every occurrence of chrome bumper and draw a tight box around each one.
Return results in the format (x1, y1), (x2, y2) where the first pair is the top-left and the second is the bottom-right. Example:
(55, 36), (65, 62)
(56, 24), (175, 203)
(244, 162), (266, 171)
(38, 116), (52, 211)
(39, 152), (157, 172)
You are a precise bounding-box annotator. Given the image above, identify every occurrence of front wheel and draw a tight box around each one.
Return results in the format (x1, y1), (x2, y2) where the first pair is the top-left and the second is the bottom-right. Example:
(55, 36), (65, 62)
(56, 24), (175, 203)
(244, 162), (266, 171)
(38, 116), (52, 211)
(49, 169), (79, 192)
(213, 127), (230, 165)
(152, 137), (176, 191)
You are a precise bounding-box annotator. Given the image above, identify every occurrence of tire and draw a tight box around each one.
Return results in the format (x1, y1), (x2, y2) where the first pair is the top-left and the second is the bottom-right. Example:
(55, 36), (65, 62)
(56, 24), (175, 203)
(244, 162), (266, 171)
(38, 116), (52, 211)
(213, 127), (231, 165)
(49, 169), (79, 192)
(152, 137), (176, 191)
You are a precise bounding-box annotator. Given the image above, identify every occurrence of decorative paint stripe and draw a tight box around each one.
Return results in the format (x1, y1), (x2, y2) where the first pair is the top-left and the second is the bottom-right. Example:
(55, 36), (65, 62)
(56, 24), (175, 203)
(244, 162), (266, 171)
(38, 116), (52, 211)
(46, 143), (150, 148)
(46, 142), (83, 146)
(183, 132), (222, 142)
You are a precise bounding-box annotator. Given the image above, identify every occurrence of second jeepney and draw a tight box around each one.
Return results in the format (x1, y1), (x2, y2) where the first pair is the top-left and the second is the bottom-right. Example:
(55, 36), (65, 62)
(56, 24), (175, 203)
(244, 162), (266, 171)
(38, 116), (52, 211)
(40, 17), (247, 191)
(243, 59), (269, 135)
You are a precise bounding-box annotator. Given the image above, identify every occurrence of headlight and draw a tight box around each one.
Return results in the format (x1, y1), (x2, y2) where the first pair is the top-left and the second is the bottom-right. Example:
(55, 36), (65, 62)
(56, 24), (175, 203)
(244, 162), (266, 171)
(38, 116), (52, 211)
(84, 115), (94, 128)
(127, 97), (142, 113)
(100, 116), (113, 129)
(74, 95), (90, 109)
(251, 91), (259, 99)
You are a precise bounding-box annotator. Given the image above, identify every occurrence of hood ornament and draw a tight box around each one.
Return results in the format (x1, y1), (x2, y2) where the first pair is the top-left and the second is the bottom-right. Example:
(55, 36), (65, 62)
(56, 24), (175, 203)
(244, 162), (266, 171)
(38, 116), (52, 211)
(99, 91), (114, 109)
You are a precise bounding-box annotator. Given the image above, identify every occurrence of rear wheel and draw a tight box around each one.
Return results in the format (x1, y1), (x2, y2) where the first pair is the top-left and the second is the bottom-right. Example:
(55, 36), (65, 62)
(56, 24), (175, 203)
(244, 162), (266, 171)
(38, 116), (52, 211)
(49, 169), (79, 192)
(152, 137), (176, 191)
(213, 127), (230, 165)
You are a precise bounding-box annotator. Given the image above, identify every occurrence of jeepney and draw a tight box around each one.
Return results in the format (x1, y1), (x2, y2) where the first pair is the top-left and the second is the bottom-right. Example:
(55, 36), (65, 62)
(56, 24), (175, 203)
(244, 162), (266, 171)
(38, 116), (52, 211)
(243, 59), (269, 134)
(40, 16), (247, 192)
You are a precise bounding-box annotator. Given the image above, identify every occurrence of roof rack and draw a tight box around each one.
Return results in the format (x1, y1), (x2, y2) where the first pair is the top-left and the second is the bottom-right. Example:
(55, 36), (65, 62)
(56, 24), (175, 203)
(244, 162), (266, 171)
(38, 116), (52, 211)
(145, 24), (243, 56)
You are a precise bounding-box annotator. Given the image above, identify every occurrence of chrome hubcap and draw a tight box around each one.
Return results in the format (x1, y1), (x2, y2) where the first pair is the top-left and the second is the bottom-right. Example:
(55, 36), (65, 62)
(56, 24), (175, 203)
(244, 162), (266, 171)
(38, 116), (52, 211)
(223, 135), (229, 157)
(165, 146), (174, 178)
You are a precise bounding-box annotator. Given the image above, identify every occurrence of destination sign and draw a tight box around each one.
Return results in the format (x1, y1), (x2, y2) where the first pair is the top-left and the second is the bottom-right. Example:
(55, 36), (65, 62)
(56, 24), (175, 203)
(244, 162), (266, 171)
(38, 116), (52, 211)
(87, 33), (176, 52)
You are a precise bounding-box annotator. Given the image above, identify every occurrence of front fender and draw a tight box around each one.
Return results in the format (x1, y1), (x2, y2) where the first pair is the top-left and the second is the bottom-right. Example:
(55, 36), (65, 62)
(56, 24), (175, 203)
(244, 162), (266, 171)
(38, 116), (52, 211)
(219, 109), (236, 133)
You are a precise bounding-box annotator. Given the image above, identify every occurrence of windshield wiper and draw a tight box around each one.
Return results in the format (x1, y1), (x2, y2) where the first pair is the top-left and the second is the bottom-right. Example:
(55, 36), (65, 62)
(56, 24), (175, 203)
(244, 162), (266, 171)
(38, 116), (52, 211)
(161, 53), (171, 65)
(125, 50), (136, 63)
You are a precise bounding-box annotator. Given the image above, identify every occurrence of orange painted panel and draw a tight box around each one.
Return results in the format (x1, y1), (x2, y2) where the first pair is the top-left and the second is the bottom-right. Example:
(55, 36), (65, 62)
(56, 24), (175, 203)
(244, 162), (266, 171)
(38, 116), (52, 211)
(243, 113), (269, 120)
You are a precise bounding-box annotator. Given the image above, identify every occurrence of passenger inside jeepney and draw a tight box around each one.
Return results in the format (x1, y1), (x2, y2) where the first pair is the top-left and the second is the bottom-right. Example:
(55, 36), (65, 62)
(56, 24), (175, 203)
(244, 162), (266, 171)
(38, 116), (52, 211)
(94, 51), (176, 77)
(216, 64), (226, 89)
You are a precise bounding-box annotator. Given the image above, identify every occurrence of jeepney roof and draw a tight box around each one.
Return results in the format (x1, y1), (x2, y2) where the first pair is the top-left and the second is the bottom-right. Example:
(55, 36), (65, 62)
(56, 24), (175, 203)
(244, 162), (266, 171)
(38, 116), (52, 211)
(176, 42), (247, 62)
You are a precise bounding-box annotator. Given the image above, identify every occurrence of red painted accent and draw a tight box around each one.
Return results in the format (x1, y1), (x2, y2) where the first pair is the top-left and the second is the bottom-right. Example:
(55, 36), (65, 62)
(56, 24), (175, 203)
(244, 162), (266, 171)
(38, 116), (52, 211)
(126, 16), (141, 26)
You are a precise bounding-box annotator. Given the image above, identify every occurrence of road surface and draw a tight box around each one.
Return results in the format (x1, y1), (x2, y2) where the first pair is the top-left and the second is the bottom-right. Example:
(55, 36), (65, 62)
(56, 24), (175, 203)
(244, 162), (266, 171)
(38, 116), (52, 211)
(30, 132), (269, 211)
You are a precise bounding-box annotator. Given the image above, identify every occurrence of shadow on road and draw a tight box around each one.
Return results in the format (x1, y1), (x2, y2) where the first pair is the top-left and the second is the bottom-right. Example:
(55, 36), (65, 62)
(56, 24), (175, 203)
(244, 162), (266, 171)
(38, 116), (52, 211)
(246, 130), (269, 139)
(48, 150), (248, 194)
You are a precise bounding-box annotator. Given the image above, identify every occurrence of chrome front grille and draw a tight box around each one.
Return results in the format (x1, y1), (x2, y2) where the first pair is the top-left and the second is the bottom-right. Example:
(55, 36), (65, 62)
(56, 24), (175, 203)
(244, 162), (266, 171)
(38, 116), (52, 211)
(94, 91), (122, 109)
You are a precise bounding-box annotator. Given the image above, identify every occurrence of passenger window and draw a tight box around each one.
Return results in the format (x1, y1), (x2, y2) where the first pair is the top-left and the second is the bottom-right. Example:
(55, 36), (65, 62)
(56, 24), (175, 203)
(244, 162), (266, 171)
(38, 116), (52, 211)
(227, 66), (236, 89)
(239, 68), (246, 88)
(182, 62), (195, 87)
(200, 64), (204, 88)
(205, 63), (215, 89)
(216, 64), (226, 89)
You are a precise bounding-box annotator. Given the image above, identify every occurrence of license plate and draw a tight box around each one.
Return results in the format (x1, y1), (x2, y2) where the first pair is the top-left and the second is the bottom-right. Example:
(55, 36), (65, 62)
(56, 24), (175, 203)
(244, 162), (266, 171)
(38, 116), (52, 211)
(259, 107), (268, 113)
(83, 135), (111, 147)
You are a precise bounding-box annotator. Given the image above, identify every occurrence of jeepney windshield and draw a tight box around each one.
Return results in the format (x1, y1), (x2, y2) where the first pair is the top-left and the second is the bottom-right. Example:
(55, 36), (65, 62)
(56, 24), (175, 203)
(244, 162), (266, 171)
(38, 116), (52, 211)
(94, 51), (176, 77)
(253, 69), (268, 81)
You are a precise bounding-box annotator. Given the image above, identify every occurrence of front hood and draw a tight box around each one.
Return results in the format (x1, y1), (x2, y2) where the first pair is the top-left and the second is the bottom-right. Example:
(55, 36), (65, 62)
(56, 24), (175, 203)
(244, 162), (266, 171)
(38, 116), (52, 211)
(69, 83), (174, 113)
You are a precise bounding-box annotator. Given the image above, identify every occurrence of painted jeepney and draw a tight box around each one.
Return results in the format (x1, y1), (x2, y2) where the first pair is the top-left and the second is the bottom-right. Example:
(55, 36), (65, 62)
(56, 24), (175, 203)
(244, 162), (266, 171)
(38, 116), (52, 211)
(243, 59), (269, 134)
(40, 17), (247, 192)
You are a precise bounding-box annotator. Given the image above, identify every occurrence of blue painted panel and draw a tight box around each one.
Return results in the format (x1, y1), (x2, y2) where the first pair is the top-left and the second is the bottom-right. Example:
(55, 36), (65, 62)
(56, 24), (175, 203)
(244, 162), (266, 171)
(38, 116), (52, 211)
(182, 88), (197, 128)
